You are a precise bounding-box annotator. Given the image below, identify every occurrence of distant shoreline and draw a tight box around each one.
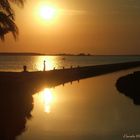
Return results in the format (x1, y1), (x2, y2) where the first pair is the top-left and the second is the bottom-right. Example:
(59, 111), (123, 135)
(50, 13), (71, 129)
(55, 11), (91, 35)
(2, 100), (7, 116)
(0, 52), (139, 56)
(0, 53), (45, 56)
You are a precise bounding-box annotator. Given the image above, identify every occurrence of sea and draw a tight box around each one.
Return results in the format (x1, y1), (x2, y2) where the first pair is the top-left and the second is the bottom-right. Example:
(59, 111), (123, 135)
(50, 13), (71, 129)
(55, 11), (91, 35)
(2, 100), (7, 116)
(0, 55), (140, 140)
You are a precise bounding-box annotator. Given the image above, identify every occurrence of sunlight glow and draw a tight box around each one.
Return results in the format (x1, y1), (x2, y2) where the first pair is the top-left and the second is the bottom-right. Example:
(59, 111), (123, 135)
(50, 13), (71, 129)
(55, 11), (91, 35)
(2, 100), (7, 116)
(37, 4), (57, 22)
(39, 6), (56, 20)
(35, 56), (56, 71)
(37, 88), (54, 113)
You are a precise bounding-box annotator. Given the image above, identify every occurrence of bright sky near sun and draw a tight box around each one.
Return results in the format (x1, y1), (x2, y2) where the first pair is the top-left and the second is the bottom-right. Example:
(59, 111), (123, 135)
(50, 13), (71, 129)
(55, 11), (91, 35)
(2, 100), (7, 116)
(0, 0), (140, 55)
(34, 2), (58, 22)
(39, 6), (56, 20)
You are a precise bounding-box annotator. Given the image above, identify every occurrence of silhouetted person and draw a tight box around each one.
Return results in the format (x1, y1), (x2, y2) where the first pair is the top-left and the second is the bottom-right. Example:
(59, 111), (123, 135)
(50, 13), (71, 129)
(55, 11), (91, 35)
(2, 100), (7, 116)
(23, 65), (27, 72)
(43, 60), (46, 71)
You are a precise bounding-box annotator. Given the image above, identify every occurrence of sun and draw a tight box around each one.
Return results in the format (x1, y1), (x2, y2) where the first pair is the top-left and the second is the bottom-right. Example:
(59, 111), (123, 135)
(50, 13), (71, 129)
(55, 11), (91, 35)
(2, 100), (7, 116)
(39, 5), (56, 20)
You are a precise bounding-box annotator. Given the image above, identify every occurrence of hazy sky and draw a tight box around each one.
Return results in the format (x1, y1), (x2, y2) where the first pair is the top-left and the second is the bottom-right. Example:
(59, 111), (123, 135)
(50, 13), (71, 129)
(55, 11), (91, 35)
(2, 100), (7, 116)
(0, 0), (140, 54)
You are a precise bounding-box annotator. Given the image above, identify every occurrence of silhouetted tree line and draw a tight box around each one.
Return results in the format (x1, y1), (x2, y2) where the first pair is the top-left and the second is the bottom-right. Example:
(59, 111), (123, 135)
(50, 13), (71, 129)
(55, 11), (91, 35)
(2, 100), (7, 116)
(0, 0), (25, 40)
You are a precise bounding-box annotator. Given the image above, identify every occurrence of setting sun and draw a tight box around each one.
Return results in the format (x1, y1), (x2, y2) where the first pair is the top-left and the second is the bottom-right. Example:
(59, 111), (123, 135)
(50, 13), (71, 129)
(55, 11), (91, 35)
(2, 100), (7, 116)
(39, 5), (56, 20)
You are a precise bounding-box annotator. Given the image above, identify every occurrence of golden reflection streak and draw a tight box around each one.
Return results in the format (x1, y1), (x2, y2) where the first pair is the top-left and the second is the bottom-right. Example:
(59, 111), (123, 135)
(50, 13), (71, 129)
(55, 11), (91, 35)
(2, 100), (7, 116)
(35, 56), (56, 71)
(35, 88), (54, 113)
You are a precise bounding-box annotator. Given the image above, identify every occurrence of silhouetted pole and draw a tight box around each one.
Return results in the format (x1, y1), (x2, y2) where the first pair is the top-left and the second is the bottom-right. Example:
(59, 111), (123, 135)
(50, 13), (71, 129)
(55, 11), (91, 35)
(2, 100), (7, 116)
(43, 60), (46, 71)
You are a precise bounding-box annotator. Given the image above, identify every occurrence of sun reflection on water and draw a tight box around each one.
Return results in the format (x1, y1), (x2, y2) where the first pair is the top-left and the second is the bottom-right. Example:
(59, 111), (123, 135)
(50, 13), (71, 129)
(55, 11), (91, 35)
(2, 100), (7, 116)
(35, 56), (56, 71)
(35, 88), (54, 113)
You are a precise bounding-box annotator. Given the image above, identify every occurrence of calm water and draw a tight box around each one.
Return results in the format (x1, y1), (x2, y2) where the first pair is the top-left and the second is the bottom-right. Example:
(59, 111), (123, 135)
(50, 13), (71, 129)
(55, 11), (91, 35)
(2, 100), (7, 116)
(0, 55), (140, 140)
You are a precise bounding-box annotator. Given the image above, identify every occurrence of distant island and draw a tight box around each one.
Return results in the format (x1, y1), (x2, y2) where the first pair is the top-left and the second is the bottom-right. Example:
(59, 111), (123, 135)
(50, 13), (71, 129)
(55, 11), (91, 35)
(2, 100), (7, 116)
(0, 52), (45, 56)
(0, 52), (139, 56)
(54, 53), (93, 56)
(0, 52), (93, 56)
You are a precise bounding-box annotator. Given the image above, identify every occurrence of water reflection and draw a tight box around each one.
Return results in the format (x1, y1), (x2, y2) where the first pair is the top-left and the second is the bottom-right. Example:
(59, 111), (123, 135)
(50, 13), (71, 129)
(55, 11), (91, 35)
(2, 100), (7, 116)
(0, 66), (92, 140)
(34, 88), (54, 113)
(35, 56), (56, 71)
(0, 64), (140, 140)
(0, 79), (57, 140)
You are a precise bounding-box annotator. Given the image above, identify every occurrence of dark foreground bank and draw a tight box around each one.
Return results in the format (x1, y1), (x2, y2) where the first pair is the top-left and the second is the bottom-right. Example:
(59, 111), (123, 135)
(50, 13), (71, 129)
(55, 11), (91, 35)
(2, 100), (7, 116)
(116, 71), (140, 105)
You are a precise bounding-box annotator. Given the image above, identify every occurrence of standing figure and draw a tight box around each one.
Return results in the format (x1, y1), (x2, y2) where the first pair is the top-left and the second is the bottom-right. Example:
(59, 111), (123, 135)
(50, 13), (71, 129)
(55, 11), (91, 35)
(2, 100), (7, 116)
(23, 65), (27, 72)
(43, 60), (46, 71)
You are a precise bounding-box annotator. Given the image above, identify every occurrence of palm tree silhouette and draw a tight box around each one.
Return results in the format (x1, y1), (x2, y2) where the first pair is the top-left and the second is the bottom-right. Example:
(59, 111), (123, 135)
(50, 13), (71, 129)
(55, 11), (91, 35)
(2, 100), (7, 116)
(0, 0), (25, 40)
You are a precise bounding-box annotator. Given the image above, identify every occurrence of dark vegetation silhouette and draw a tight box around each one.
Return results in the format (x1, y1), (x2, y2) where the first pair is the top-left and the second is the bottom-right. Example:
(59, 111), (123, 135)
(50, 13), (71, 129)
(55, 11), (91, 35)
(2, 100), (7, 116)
(116, 71), (140, 105)
(0, 61), (140, 139)
(0, 0), (25, 40)
(0, 79), (33, 140)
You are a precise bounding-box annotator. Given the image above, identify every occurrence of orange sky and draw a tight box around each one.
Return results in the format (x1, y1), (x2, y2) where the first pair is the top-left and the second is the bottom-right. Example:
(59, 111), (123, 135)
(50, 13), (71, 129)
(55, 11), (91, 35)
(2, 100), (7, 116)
(0, 0), (140, 55)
